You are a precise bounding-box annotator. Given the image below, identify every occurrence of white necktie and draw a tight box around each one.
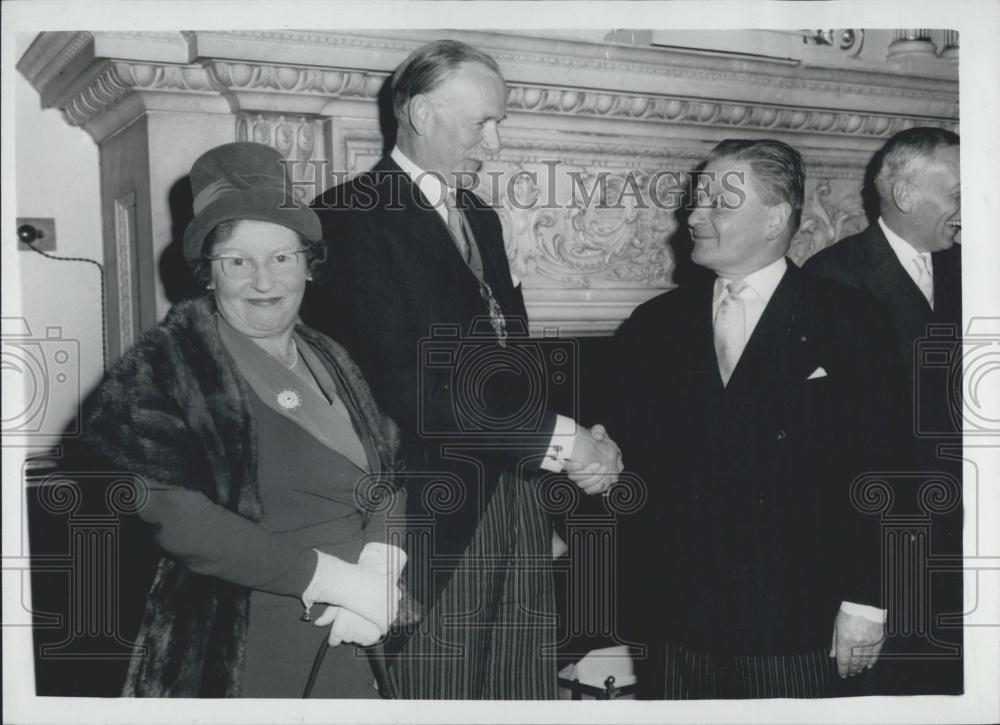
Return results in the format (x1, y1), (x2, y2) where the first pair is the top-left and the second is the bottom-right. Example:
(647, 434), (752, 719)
(912, 253), (935, 310)
(714, 279), (749, 386)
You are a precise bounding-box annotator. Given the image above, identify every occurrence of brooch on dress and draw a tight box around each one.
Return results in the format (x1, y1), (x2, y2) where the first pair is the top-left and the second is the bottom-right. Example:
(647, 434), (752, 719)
(276, 388), (302, 411)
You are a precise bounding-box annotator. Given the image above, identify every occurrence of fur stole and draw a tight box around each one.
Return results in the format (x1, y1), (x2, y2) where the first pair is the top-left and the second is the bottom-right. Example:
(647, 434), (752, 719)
(82, 295), (399, 696)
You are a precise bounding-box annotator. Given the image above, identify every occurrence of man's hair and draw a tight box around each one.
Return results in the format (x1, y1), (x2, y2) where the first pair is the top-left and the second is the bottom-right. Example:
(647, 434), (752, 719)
(391, 40), (503, 123)
(873, 126), (960, 202)
(708, 138), (805, 234)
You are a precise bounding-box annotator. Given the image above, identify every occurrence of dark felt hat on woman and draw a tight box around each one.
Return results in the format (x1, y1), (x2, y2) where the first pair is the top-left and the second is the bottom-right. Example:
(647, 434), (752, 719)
(182, 142), (322, 264)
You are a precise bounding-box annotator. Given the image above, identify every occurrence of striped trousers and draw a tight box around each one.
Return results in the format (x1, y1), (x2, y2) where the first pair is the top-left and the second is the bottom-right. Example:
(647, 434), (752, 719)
(389, 472), (558, 699)
(641, 642), (840, 699)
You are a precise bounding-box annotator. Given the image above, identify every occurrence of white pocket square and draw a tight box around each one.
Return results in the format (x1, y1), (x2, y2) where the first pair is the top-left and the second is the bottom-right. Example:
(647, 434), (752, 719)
(807, 366), (828, 380)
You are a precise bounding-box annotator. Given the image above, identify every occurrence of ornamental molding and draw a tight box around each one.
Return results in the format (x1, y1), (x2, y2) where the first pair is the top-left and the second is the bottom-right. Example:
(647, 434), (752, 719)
(15, 29), (955, 336)
(55, 58), (957, 141)
(113, 191), (137, 352)
(207, 61), (384, 99)
(61, 60), (224, 128)
(38, 47), (956, 142)
(194, 29), (417, 55)
(498, 49), (955, 105)
(506, 84), (956, 138)
(193, 30), (957, 106)
(62, 63), (131, 128)
(337, 128), (385, 177)
(18, 31), (95, 95)
(236, 112), (321, 159)
(485, 136), (871, 180)
(490, 136), (688, 167)
(100, 31), (188, 43)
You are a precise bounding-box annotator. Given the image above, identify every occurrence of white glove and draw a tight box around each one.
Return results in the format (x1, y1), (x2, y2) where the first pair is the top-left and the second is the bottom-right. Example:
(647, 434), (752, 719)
(301, 550), (400, 634)
(358, 541), (408, 578)
(314, 605), (382, 647)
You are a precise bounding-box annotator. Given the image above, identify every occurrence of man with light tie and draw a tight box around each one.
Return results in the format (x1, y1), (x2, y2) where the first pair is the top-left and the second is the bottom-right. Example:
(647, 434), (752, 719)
(804, 127), (963, 695)
(305, 39), (622, 698)
(612, 139), (905, 698)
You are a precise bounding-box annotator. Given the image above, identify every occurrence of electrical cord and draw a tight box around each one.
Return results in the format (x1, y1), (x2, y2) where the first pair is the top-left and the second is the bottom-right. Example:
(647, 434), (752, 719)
(18, 228), (107, 372)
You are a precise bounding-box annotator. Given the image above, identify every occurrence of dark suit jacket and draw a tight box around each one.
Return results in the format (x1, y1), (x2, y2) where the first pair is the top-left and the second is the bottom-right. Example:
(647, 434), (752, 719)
(303, 157), (557, 608)
(612, 262), (905, 655)
(804, 223), (964, 695)
(803, 223), (962, 453)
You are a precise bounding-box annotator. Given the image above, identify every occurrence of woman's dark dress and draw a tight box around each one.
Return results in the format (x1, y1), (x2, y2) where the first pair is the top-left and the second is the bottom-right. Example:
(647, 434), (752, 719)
(240, 390), (378, 698)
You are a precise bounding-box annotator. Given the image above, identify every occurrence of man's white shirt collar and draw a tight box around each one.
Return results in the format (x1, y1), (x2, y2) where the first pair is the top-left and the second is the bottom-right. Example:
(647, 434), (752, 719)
(713, 257), (788, 308)
(391, 146), (450, 223)
(878, 216), (931, 272)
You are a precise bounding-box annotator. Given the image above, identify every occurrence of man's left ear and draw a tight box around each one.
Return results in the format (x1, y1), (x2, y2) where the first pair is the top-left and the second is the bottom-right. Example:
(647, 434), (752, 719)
(767, 202), (792, 240)
(407, 94), (431, 135)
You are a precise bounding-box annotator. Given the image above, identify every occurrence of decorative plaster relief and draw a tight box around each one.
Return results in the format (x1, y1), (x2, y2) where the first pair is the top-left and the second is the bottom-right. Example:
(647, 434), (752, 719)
(791, 180), (869, 264)
(210, 61), (384, 99)
(337, 126), (871, 290)
(507, 84), (957, 137)
(206, 31), (956, 106)
(236, 112), (328, 204)
(59, 57), (957, 147)
(62, 61), (221, 127)
(476, 148), (687, 290)
(113, 191), (137, 351)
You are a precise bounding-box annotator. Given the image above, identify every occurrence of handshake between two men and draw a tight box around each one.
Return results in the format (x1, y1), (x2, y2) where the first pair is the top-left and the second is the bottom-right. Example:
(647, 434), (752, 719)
(563, 423), (625, 496)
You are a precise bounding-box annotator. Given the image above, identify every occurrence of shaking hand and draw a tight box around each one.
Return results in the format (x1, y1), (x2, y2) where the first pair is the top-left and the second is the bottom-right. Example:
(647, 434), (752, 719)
(564, 424), (623, 495)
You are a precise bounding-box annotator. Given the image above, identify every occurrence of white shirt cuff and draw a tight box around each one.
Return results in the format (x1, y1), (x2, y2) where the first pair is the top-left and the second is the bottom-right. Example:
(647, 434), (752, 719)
(539, 415), (577, 472)
(840, 600), (887, 623)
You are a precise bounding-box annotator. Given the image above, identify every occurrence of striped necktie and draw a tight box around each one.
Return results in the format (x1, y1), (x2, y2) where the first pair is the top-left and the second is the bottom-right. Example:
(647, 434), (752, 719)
(445, 190), (471, 262)
(444, 190), (484, 281)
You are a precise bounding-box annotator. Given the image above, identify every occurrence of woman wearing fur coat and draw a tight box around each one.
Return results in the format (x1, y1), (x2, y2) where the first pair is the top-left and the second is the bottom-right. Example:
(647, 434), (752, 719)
(81, 142), (407, 697)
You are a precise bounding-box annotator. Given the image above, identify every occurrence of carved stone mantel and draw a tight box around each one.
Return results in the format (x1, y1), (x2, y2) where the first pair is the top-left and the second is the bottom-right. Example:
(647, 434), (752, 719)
(18, 29), (958, 345)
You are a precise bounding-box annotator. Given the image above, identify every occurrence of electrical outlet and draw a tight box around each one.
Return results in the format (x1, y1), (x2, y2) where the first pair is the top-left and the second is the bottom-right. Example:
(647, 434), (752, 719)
(17, 218), (57, 252)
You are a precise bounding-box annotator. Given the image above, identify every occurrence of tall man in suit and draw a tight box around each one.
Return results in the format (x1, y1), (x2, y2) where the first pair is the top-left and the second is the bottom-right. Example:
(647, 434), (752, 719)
(804, 128), (963, 694)
(613, 139), (905, 698)
(304, 40), (621, 699)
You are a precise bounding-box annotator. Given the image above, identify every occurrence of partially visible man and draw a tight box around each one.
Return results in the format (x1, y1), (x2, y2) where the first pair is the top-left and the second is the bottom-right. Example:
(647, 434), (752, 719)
(304, 40), (621, 699)
(804, 127), (963, 694)
(805, 127), (960, 415)
(613, 139), (905, 698)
